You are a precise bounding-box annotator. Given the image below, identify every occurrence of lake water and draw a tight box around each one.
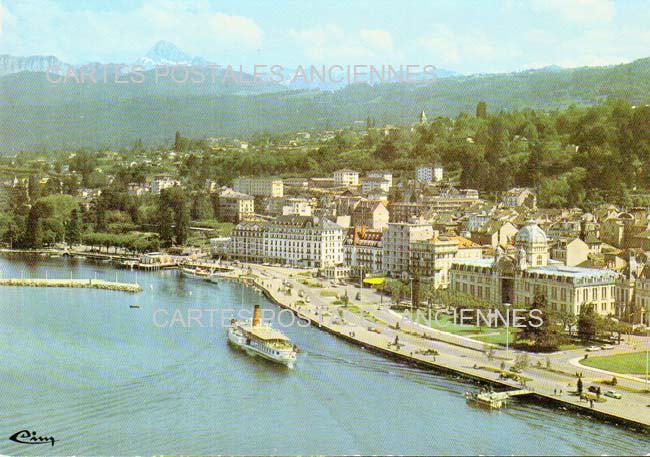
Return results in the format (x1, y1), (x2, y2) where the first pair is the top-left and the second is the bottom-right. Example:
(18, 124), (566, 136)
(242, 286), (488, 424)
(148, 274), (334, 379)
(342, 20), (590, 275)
(0, 255), (648, 456)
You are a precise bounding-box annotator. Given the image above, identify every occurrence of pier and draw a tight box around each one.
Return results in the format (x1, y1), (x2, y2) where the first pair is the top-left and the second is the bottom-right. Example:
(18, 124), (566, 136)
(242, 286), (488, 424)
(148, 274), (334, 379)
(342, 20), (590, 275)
(0, 277), (142, 293)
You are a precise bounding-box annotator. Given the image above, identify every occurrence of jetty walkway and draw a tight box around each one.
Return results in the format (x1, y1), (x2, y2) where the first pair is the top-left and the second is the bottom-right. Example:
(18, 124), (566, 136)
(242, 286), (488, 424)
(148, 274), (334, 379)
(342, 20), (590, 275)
(0, 277), (142, 293)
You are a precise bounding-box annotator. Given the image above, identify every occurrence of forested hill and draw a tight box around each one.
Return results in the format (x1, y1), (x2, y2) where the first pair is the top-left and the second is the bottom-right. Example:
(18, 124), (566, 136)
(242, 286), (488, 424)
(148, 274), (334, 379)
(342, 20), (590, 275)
(2, 58), (650, 151)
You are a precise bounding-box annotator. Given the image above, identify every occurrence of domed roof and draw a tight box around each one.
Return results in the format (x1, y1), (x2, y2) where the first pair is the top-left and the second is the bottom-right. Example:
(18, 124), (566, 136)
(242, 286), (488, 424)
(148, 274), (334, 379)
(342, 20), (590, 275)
(515, 220), (547, 244)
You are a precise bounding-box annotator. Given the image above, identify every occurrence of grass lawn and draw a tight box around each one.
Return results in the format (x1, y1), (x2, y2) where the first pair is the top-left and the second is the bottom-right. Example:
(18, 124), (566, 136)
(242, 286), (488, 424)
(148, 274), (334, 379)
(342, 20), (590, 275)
(472, 328), (519, 345)
(580, 351), (649, 375)
(319, 289), (338, 297)
(558, 343), (584, 351)
(408, 312), (496, 336)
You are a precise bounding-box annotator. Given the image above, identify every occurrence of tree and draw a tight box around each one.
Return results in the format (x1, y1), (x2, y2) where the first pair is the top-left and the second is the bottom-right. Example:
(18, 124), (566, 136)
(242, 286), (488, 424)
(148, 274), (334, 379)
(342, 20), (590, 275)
(159, 187), (190, 245)
(159, 208), (175, 247)
(2, 216), (22, 249)
(190, 193), (213, 220)
(517, 294), (564, 352)
(28, 174), (42, 201)
(23, 202), (48, 248)
(513, 353), (529, 371)
(69, 150), (97, 187)
(175, 200), (190, 245)
(65, 208), (81, 245)
(174, 131), (182, 152)
(557, 311), (577, 336)
(476, 101), (487, 118)
(577, 303), (601, 342)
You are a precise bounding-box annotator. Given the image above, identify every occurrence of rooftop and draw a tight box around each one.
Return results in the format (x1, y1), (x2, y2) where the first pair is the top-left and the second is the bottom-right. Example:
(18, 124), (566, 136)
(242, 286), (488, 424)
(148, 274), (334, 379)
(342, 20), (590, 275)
(525, 265), (617, 279)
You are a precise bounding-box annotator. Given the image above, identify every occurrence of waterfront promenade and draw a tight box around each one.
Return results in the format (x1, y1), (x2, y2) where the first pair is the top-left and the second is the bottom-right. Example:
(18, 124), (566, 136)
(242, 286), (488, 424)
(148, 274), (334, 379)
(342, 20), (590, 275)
(238, 263), (650, 430)
(0, 277), (142, 293)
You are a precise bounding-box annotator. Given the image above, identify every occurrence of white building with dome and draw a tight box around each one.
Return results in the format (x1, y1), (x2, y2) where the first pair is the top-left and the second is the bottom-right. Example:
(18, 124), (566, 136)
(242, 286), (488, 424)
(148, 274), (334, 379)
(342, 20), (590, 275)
(514, 220), (548, 267)
(449, 221), (617, 316)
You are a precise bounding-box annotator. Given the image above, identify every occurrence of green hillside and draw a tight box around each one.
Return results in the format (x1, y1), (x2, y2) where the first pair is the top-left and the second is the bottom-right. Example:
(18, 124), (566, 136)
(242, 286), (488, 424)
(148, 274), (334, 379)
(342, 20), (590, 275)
(2, 58), (650, 151)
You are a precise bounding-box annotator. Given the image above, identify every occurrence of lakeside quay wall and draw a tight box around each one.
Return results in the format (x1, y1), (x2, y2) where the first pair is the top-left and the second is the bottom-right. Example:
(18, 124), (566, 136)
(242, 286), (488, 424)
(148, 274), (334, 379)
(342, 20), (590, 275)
(0, 278), (142, 293)
(2, 251), (647, 431)
(245, 273), (650, 432)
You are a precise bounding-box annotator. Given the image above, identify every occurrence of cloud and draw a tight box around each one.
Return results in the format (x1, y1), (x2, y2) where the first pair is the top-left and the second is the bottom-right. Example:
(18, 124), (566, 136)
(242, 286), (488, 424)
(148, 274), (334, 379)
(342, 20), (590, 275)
(530, 0), (615, 25)
(0, 0), (263, 62)
(416, 25), (513, 68)
(289, 25), (397, 62)
(0, 1), (16, 34)
(141, 2), (263, 49)
(359, 29), (394, 51)
(206, 13), (262, 48)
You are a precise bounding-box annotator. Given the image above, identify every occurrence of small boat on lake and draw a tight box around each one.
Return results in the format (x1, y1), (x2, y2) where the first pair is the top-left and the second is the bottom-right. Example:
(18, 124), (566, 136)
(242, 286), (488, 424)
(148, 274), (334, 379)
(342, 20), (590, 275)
(180, 266), (211, 279)
(130, 304), (140, 309)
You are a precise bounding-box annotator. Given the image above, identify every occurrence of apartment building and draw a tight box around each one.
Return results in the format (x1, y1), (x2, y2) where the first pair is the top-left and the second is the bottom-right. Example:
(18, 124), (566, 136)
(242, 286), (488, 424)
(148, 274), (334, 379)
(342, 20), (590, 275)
(351, 201), (389, 230)
(415, 165), (443, 183)
(333, 168), (359, 187)
(361, 177), (392, 195)
(344, 226), (383, 277)
(382, 222), (434, 276)
(230, 222), (266, 263)
(233, 176), (284, 197)
(217, 189), (255, 223)
(502, 187), (536, 209)
(367, 170), (393, 186)
(410, 234), (482, 288)
(151, 175), (180, 194)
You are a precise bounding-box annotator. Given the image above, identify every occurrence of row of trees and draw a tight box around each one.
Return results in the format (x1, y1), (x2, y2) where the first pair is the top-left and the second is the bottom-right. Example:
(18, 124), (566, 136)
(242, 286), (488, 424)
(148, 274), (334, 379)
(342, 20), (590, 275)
(82, 232), (159, 253)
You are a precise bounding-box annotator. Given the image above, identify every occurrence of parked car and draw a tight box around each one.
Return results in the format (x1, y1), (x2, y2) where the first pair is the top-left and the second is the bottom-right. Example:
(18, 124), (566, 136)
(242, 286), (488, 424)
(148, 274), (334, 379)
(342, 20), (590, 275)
(600, 344), (615, 350)
(604, 390), (622, 399)
(509, 366), (522, 373)
(586, 346), (601, 352)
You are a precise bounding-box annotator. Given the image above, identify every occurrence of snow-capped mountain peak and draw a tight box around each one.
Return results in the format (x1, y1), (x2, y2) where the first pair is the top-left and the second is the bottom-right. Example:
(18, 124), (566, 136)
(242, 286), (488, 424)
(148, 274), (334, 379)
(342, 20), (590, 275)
(136, 40), (195, 67)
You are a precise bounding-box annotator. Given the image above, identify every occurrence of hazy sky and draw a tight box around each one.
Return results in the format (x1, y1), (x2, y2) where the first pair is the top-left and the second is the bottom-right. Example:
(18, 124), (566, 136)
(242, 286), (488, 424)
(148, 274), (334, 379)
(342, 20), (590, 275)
(1, 0), (649, 73)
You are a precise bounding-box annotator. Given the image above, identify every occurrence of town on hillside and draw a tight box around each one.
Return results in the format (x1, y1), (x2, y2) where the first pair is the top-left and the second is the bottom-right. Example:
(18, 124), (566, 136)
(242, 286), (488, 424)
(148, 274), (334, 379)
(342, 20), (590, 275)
(2, 104), (650, 347)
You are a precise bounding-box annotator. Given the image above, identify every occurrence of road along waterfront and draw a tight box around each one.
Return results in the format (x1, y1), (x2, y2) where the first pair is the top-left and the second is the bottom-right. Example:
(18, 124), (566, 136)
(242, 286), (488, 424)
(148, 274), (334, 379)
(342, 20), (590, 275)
(1, 255), (649, 456)
(241, 263), (650, 431)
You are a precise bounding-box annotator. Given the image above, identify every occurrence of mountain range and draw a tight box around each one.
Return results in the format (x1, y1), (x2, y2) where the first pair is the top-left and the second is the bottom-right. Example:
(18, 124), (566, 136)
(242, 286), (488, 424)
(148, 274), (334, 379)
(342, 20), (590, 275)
(1, 41), (650, 152)
(0, 54), (65, 77)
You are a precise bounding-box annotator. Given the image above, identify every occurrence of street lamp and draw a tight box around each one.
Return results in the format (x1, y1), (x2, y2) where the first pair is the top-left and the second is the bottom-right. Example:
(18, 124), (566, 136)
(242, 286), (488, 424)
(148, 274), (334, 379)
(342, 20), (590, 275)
(504, 302), (512, 360)
(410, 276), (414, 315)
(645, 327), (650, 391)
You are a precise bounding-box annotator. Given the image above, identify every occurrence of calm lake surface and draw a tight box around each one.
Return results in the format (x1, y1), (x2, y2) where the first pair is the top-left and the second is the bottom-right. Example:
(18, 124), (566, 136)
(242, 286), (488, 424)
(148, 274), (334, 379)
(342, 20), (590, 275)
(0, 255), (648, 456)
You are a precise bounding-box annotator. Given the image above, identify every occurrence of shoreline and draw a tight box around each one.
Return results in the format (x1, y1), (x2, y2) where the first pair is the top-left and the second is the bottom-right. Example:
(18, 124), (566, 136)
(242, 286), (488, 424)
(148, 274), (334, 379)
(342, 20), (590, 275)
(242, 268), (650, 433)
(2, 252), (649, 432)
